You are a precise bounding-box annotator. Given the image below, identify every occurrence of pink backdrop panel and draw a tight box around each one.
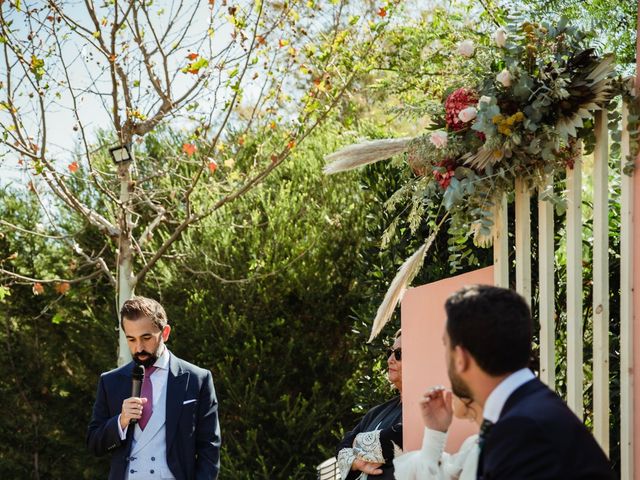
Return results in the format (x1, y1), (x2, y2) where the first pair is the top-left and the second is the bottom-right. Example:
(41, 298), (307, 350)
(401, 266), (494, 453)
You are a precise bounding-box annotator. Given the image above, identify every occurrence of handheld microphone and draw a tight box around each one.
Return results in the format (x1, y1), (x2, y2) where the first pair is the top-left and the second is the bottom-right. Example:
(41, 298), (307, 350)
(130, 364), (145, 425)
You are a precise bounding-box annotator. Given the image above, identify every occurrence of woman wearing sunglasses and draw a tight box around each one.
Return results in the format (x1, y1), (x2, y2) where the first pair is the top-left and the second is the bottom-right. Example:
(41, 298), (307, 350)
(336, 330), (403, 479)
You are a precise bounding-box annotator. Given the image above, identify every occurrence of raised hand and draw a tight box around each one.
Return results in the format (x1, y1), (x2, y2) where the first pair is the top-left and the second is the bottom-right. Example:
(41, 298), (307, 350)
(419, 386), (453, 433)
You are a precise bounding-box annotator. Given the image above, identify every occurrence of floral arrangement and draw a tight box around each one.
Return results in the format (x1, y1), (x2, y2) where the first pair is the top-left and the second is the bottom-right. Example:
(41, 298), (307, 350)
(324, 17), (618, 340)
(405, 18), (614, 245)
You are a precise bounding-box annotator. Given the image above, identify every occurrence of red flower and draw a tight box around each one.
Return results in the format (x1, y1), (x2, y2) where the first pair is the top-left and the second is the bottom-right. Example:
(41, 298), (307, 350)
(433, 159), (457, 189)
(444, 88), (478, 131)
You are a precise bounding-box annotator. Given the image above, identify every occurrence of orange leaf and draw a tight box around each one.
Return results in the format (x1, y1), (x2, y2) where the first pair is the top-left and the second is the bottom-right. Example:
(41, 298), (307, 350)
(55, 282), (70, 295)
(183, 143), (197, 156)
(187, 52), (199, 60)
(238, 135), (245, 146)
(68, 161), (79, 173)
(208, 160), (218, 173)
(269, 121), (276, 130)
(32, 283), (44, 295)
(287, 140), (296, 150)
(377, 7), (387, 17)
(270, 154), (278, 163)
(187, 68), (200, 75)
(257, 35), (266, 45)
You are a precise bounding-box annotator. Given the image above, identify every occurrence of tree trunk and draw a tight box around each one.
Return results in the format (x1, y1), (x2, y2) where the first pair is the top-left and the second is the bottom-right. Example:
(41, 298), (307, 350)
(117, 162), (135, 366)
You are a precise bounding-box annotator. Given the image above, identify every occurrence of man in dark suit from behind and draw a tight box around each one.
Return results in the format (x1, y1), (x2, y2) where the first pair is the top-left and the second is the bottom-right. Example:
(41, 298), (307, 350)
(443, 285), (612, 479)
(87, 296), (221, 480)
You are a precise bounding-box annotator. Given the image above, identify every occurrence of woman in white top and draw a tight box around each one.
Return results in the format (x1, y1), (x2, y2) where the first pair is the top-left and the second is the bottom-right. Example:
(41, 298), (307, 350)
(393, 386), (482, 480)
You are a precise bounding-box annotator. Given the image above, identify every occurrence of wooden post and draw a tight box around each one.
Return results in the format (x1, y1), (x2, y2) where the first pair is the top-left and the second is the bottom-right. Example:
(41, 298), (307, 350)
(592, 110), (609, 453)
(538, 178), (555, 389)
(566, 145), (583, 420)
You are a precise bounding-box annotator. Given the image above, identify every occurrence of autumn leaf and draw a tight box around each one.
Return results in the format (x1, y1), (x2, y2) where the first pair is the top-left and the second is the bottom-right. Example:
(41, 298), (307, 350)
(182, 57), (209, 75)
(257, 35), (266, 45)
(187, 52), (199, 60)
(278, 39), (289, 48)
(32, 283), (44, 295)
(183, 143), (197, 156)
(238, 135), (245, 146)
(270, 154), (279, 163)
(287, 140), (296, 150)
(29, 55), (45, 81)
(68, 161), (79, 173)
(269, 121), (277, 129)
(55, 282), (70, 295)
(208, 159), (218, 173)
(377, 7), (387, 17)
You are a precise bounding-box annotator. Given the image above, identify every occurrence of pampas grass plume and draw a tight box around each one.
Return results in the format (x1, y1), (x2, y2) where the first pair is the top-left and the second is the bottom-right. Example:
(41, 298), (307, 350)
(323, 137), (413, 175)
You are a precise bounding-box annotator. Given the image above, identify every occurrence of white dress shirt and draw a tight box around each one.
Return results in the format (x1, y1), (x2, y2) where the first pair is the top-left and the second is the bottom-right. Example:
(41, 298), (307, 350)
(482, 368), (535, 423)
(118, 347), (170, 440)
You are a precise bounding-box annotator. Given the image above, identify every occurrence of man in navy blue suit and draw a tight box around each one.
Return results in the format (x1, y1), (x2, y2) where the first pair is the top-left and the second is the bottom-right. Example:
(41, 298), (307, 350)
(442, 285), (612, 479)
(87, 296), (221, 480)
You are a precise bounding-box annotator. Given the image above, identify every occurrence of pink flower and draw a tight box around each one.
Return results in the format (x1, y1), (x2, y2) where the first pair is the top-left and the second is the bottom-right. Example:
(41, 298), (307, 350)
(430, 131), (448, 149)
(494, 28), (508, 48)
(496, 69), (512, 87)
(457, 40), (475, 57)
(458, 106), (477, 123)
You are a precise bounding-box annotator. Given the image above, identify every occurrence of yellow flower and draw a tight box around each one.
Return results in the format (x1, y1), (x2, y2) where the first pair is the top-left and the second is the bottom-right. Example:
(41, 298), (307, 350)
(492, 114), (504, 124)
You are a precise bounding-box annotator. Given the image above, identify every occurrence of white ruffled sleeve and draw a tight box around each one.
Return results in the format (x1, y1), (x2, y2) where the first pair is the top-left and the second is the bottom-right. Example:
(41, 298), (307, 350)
(393, 428), (478, 480)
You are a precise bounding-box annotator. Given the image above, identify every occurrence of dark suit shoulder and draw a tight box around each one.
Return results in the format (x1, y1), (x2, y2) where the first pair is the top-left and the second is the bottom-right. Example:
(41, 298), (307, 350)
(171, 354), (211, 377)
(484, 378), (613, 479)
(100, 361), (134, 380)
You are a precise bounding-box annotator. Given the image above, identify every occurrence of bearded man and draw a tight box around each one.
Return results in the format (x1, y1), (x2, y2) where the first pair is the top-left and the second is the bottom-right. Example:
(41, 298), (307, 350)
(87, 296), (220, 480)
(443, 285), (611, 479)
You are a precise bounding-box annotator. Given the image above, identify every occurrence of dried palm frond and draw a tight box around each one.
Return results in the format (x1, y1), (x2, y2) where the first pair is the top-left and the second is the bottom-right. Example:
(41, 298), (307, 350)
(368, 216), (447, 342)
(323, 137), (413, 175)
(463, 148), (503, 170)
(555, 53), (615, 140)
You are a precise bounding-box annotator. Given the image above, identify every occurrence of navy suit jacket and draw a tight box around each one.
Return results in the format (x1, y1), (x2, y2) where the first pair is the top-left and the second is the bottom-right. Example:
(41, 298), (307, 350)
(87, 353), (221, 480)
(478, 377), (612, 479)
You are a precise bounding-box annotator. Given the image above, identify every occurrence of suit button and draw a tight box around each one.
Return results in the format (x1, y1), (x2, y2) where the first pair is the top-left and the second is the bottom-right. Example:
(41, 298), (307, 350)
(130, 469), (136, 474)
(151, 457), (155, 461)
(150, 470), (154, 474)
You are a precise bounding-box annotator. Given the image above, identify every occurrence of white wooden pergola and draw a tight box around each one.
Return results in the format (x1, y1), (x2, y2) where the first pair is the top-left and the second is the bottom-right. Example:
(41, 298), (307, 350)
(491, 69), (639, 479)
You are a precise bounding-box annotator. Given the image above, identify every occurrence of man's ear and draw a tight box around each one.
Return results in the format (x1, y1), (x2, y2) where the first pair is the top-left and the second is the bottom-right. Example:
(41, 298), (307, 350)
(453, 345), (471, 373)
(162, 325), (171, 342)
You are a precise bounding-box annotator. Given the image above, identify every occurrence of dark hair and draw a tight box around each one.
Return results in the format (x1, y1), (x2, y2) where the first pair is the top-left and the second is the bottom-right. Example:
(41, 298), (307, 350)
(445, 285), (531, 376)
(120, 296), (168, 330)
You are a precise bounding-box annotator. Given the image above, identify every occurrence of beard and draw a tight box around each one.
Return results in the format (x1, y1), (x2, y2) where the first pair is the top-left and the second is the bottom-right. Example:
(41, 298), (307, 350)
(133, 344), (163, 368)
(447, 358), (474, 400)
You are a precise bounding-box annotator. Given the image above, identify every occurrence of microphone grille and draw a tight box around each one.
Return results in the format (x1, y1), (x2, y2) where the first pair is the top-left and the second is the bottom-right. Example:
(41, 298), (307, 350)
(133, 364), (145, 379)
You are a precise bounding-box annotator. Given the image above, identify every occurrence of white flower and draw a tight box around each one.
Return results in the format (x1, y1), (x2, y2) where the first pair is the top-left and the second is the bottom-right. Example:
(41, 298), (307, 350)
(429, 131), (448, 149)
(494, 28), (508, 48)
(456, 40), (475, 58)
(458, 106), (478, 123)
(478, 95), (493, 105)
(496, 69), (512, 87)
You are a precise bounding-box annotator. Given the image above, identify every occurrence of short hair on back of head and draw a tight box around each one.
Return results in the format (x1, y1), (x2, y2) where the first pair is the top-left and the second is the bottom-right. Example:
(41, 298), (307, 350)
(444, 285), (531, 376)
(120, 296), (168, 331)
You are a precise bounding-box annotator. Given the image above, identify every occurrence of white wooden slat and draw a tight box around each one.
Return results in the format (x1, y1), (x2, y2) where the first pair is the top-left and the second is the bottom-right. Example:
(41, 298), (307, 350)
(538, 177), (555, 389)
(515, 178), (531, 306)
(620, 99), (634, 479)
(493, 194), (509, 288)
(592, 110), (610, 453)
(566, 144), (583, 420)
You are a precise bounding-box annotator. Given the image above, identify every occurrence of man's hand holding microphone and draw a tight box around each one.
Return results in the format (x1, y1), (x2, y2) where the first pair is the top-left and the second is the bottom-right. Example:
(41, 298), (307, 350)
(119, 364), (148, 430)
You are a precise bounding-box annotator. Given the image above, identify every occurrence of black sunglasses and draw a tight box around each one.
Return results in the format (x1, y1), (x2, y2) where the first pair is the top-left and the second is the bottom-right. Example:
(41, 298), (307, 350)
(386, 347), (401, 361)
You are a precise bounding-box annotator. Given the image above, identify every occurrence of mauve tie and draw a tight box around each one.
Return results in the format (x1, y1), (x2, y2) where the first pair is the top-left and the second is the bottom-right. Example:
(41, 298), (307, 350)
(139, 366), (158, 430)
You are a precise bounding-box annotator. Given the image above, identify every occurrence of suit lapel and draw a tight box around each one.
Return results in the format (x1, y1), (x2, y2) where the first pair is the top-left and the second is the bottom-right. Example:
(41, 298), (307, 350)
(165, 354), (189, 453)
